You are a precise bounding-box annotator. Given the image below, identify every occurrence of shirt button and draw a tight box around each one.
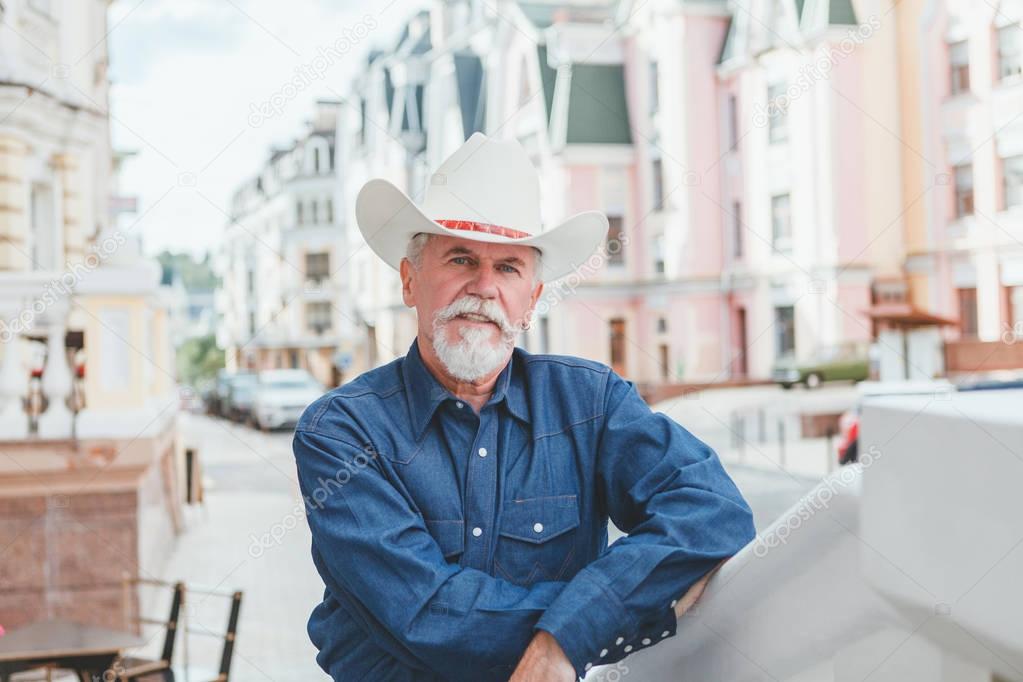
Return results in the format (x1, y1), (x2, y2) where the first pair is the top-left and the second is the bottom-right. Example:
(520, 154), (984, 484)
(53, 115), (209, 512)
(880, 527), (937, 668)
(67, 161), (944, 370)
(670, 599), (678, 608)
(456, 401), (464, 409)
(642, 638), (651, 645)
(584, 662), (592, 671)
(615, 636), (624, 646)
(599, 648), (608, 658)
(472, 527), (483, 537)
(624, 644), (633, 653)
(533, 522), (544, 533)
(661, 630), (670, 638)
(478, 447), (487, 457)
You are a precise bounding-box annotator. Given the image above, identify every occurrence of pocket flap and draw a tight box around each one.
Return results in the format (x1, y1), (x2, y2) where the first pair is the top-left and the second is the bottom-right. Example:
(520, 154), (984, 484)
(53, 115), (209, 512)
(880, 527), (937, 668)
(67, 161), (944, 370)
(425, 519), (465, 558)
(498, 494), (579, 544)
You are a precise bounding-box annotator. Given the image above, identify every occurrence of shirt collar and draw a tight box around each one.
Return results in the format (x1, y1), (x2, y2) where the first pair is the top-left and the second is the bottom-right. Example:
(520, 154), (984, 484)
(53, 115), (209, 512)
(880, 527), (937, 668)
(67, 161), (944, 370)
(403, 336), (530, 441)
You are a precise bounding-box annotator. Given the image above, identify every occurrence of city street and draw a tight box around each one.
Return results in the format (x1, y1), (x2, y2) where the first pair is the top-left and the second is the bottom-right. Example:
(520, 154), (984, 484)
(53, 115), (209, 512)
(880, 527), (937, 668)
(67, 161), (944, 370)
(140, 406), (819, 679)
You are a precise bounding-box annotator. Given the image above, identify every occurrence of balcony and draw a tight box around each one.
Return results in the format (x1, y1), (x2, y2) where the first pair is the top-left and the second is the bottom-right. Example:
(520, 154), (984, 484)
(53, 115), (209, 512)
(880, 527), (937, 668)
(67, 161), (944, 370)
(589, 387), (1023, 681)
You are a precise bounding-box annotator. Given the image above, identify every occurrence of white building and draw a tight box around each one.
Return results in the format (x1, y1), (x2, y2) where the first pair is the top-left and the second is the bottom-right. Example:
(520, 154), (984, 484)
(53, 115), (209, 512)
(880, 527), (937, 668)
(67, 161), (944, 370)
(217, 101), (349, 387)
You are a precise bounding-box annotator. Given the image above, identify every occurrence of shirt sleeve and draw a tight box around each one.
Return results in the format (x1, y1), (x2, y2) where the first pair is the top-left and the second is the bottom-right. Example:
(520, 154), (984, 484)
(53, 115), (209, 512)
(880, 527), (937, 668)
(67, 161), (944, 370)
(293, 427), (568, 681)
(533, 371), (756, 677)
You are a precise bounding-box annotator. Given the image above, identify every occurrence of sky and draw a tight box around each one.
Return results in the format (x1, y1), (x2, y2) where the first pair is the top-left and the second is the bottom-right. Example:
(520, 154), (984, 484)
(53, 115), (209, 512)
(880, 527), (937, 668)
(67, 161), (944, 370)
(108, 0), (424, 260)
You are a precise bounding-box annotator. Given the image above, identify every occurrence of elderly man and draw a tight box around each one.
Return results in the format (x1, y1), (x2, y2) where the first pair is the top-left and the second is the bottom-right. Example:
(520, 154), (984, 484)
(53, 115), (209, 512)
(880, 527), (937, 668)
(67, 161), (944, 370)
(293, 133), (755, 681)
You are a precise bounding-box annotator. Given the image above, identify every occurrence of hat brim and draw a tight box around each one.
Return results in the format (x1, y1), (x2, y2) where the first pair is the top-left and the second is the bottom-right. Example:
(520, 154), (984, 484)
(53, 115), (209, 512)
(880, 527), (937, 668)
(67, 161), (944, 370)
(355, 178), (609, 283)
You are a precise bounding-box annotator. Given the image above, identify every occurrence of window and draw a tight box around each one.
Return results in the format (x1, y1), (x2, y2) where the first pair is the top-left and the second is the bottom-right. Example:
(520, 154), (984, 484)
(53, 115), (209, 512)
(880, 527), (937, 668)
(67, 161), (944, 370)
(606, 215), (625, 265)
(767, 82), (789, 144)
(732, 200), (744, 259)
(949, 40), (970, 95)
(296, 201), (304, 225)
(310, 200), (319, 224)
(957, 287), (978, 337)
(1004, 155), (1023, 209)
(305, 252), (330, 284)
(326, 198), (334, 223)
(609, 318), (626, 373)
(657, 317), (668, 333)
(651, 158), (665, 211)
(774, 305), (796, 359)
(954, 163), (974, 218)
(727, 94), (739, 151)
(649, 60), (659, 113)
(653, 234), (666, 275)
(771, 193), (792, 253)
(306, 301), (333, 333)
(313, 146), (321, 174)
(999, 25), (1022, 81)
(659, 343), (670, 381)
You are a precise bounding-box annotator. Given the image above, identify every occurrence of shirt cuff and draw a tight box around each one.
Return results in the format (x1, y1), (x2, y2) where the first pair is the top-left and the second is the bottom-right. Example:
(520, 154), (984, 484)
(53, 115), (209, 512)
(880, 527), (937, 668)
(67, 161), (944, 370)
(532, 572), (637, 679)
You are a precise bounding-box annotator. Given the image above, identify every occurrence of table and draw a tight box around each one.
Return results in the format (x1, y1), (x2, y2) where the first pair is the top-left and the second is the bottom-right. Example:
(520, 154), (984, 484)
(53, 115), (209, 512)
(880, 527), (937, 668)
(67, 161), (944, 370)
(0, 619), (146, 682)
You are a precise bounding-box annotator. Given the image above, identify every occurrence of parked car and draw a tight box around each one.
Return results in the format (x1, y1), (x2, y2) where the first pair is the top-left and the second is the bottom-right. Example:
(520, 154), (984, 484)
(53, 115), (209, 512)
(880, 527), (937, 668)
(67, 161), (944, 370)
(209, 369), (234, 417)
(835, 379), (955, 465)
(252, 369), (324, 431)
(773, 344), (870, 390)
(224, 371), (259, 422)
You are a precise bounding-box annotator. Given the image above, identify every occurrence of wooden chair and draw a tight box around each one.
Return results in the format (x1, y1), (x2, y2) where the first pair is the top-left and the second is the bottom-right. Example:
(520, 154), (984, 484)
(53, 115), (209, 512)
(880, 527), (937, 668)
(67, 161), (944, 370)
(117, 579), (185, 680)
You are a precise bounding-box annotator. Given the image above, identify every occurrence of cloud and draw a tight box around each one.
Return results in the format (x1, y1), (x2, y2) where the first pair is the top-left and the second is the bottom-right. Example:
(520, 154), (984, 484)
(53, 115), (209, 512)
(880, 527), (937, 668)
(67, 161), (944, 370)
(107, 0), (424, 258)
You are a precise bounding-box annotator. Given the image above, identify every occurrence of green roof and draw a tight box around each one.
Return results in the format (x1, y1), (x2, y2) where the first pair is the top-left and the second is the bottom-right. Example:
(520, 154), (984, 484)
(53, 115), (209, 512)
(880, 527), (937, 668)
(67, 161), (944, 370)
(564, 63), (632, 145)
(537, 45), (558, 127)
(828, 0), (857, 25)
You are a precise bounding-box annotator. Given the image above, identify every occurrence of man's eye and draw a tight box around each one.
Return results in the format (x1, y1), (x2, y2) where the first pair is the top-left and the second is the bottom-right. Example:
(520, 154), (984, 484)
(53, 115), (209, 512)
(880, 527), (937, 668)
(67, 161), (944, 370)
(499, 264), (519, 274)
(451, 257), (469, 265)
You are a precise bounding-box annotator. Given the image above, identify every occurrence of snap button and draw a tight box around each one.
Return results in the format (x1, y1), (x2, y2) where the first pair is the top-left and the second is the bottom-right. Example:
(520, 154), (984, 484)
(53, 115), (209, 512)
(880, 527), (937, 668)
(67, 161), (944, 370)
(670, 599), (678, 608)
(642, 638), (651, 645)
(456, 401), (464, 408)
(599, 648), (608, 658)
(661, 630), (670, 638)
(624, 644), (633, 652)
(615, 636), (624, 646)
(478, 447), (487, 457)
(584, 662), (592, 671)
(533, 522), (543, 533)
(472, 526), (483, 537)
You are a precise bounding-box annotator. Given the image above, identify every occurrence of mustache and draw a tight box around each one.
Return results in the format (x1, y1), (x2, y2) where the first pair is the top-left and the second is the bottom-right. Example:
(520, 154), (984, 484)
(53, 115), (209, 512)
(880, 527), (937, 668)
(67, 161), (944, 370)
(434, 297), (522, 335)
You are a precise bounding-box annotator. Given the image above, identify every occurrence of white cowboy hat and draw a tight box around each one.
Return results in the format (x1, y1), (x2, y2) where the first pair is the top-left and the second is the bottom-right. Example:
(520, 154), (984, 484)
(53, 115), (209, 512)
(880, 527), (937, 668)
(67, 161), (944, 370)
(354, 131), (609, 283)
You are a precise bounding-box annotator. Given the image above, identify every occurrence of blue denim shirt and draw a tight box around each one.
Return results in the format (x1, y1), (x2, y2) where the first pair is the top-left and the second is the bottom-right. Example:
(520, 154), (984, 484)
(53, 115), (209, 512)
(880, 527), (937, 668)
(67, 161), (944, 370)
(293, 337), (755, 681)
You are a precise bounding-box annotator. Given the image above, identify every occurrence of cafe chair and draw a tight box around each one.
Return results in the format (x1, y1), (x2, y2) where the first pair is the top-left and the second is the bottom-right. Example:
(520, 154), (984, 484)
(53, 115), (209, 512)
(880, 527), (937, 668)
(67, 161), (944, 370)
(118, 587), (242, 682)
(116, 579), (185, 680)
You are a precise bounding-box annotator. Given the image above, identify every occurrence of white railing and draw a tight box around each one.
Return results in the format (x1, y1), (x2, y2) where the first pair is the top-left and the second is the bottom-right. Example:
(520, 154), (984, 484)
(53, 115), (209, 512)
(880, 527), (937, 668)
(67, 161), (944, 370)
(590, 388), (1023, 682)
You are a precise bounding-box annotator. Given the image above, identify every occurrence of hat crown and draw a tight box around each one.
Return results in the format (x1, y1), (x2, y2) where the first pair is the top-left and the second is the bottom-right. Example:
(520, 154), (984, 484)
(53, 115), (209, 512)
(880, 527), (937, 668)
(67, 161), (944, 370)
(421, 132), (542, 235)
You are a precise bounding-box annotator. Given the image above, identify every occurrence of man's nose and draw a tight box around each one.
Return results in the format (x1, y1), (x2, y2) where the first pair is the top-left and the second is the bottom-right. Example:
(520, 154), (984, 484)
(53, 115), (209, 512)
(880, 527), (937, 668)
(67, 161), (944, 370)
(465, 264), (499, 298)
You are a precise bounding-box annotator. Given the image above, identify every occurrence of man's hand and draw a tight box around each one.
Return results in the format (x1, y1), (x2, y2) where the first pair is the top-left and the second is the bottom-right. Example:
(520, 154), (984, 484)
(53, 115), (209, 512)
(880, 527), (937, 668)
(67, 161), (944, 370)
(509, 630), (576, 682)
(673, 560), (726, 619)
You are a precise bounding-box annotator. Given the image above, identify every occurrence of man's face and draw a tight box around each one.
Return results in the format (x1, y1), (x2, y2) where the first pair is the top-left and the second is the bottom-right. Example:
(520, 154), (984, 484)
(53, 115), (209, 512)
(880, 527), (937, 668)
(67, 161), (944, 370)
(400, 234), (544, 382)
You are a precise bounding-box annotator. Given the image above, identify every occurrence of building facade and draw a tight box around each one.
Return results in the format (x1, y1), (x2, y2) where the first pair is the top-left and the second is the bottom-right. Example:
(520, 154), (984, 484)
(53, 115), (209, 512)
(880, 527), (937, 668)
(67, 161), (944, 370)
(216, 101), (349, 387)
(0, 0), (182, 629)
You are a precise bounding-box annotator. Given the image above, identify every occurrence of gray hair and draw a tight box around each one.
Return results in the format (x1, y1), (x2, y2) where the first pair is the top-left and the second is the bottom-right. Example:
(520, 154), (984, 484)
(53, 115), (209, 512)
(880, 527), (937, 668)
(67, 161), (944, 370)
(405, 233), (544, 286)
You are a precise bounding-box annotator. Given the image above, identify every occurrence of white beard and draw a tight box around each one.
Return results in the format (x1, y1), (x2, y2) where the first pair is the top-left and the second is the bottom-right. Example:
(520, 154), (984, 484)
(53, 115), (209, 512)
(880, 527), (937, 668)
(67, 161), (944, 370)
(431, 297), (520, 382)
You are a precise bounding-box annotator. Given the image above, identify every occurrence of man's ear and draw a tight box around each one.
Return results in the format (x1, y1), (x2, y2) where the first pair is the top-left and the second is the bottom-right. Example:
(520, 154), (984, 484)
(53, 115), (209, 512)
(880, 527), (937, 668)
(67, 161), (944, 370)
(400, 258), (416, 307)
(530, 280), (544, 308)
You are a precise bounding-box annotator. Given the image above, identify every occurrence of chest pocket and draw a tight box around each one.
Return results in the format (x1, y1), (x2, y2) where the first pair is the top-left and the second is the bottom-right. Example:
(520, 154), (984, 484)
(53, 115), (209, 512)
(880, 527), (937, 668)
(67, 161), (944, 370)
(494, 494), (579, 586)
(425, 519), (465, 564)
